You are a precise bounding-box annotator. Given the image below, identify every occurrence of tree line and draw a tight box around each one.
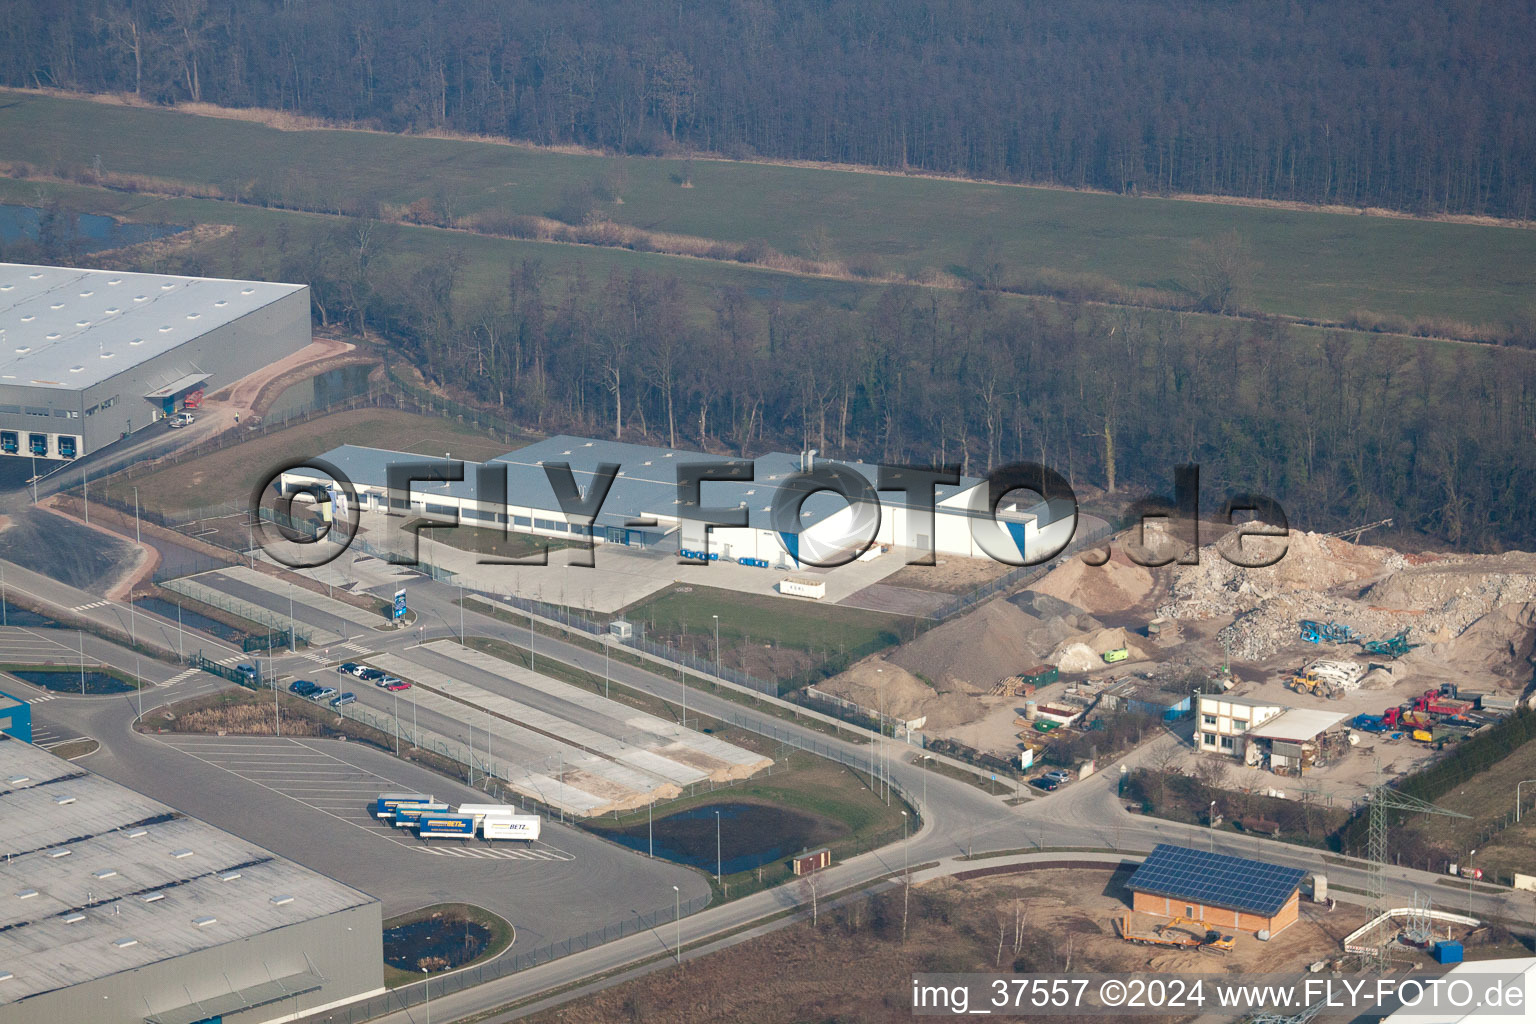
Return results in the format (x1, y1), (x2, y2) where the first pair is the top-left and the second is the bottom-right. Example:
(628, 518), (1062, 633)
(5, 0), (1534, 218)
(21, 208), (1521, 554)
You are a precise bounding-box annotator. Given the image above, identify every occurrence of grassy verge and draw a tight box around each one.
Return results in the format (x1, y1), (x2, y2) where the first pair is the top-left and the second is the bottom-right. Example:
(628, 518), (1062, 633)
(382, 903), (515, 988)
(49, 738), (100, 759)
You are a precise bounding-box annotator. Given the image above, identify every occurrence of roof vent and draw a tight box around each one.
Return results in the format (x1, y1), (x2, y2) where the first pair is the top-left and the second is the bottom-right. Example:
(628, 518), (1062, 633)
(69, 366), (84, 373)
(44, 333), (60, 340)
(0, 971), (13, 982)
(49, 849), (72, 859)
(133, 295), (147, 301)
(6, 774), (29, 785)
(169, 849), (193, 859)
(214, 300), (227, 307)
(127, 829), (149, 839)
(76, 321), (90, 327)
(218, 870), (241, 882)
(159, 326), (172, 333)
(52, 795), (76, 805)
(191, 915), (217, 928)
(138, 893), (164, 904)
(108, 278), (121, 285)
(91, 869), (117, 880)
(18, 315), (33, 322)
(63, 913), (86, 923)
(241, 287), (255, 295)
(270, 894), (294, 906)
(128, 337), (143, 345)
(79, 291), (93, 297)
(0, 284), (10, 291)
(27, 272), (42, 279)
(104, 307), (119, 314)
(111, 937), (138, 948)
(16, 889), (38, 900)
(186, 313), (200, 320)
(643, 460), (652, 466)
(100, 352), (115, 359)
(49, 303), (64, 310)
(160, 283), (175, 290)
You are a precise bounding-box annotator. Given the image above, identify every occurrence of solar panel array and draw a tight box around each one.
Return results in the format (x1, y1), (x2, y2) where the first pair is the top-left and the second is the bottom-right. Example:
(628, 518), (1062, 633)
(1127, 844), (1307, 916)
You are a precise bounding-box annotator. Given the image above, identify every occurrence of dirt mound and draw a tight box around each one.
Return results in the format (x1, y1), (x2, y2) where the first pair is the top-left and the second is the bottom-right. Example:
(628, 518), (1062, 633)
(817, 658), (984, 729)
(1027, 554), (1154, 615)
(886, 597), (1087, 694)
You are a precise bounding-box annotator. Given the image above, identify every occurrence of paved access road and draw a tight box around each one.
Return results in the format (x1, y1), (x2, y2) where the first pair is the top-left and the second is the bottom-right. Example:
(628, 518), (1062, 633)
(12, 560), (1536, 1024)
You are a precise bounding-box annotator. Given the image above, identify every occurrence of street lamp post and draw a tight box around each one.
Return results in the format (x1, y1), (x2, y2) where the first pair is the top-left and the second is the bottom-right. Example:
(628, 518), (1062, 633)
(132, 486), (141, 544)
(288, 585), (296, 653)
(648, 799), (654, 858)
(422, 967), (430, 1024)
(715, 809), (722, 883)
(604, 636), (610, 699)
(712, 614), (720, 678)
(1518, 780), (1536, 824)
(672, 885), (681, 964)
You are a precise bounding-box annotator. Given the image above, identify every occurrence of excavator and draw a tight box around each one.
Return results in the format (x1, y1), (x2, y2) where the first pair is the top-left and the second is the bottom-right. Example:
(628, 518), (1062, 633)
(1118, 914), (1236, 952)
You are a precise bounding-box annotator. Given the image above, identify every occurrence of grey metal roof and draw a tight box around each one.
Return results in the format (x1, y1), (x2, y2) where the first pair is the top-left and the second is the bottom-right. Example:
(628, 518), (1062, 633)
(1127, 843), (1306, 917)
(0, 737), (375, 1006)
(0, 263), (303, 392)
(316, 435), (991, 533)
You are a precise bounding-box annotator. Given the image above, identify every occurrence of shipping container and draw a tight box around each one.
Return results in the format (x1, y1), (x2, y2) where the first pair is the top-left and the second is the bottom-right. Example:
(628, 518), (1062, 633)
(1021, 664), (1059, 687)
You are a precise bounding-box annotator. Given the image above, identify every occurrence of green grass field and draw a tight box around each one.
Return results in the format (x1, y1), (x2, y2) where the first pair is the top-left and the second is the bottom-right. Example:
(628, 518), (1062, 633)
(624, 583), (913, 664)
(2, 89), (1533, 329)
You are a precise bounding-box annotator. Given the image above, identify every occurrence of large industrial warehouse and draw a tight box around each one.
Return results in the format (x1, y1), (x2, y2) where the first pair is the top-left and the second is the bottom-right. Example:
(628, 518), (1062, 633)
(0, 263), (310, 460)
(289, 435), (1077, 566)
(0, 736), (383, 1024)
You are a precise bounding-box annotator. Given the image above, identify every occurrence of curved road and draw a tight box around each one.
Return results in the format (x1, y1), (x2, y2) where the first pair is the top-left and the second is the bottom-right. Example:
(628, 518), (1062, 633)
(12, 563), (1536, 1024)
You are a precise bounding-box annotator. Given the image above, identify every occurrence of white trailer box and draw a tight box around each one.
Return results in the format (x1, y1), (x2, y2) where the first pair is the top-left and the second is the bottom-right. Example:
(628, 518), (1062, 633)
(778, 577), (827, 600)
(457, 803), (519, 823)
(482, 815), (542, 841)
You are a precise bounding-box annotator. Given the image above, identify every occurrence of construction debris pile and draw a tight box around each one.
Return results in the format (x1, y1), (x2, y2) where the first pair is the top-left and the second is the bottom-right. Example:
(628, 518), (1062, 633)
(1158, 533), (1536, 674)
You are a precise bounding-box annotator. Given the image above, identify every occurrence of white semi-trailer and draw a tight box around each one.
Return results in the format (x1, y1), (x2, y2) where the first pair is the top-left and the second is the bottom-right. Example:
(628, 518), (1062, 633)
(457, 804), (542, 841)
(482, 815), (541, 841)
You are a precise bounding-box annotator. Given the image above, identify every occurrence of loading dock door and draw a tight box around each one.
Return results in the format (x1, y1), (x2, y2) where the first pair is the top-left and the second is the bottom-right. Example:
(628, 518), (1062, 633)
(27, 434), (47, 456)
(0, 432), (15, 454)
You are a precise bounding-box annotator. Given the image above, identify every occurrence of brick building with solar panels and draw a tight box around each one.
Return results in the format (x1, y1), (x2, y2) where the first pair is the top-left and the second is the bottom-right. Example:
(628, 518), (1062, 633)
(1127, 844), (1307, 936)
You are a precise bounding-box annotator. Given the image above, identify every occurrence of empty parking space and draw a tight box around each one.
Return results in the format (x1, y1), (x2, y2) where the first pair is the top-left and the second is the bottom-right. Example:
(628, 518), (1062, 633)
(153, 734), (575, 862)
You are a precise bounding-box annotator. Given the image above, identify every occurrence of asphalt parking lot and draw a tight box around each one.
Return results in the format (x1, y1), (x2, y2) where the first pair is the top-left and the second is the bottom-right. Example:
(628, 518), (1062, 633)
(72, 723), (709, 950)
(155, 734), (575, 862)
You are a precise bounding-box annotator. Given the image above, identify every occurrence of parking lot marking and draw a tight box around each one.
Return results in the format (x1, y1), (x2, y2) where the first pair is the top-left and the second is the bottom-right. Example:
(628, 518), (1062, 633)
(149, 735), (574, 861)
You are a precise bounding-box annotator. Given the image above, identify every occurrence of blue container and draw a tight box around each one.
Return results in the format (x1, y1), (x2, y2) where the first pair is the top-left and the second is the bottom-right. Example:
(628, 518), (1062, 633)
(1433, 941), (1463, 964)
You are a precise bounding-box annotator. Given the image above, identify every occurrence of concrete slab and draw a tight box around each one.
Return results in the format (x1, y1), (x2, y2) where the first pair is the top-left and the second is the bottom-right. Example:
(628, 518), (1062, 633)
(423, 642), (772, 780)
(364, 653), (681, 810)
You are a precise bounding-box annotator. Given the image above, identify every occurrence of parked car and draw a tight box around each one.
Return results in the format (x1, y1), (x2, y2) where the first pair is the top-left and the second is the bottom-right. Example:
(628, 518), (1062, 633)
(358, 668), (386, 682)
(1044, 769), (1072, 783)
(167, 411), (195, 428)
(312, 687), (338, 702)
(288, 680), (318, 697)
(330, 692), (357, 707)
(338, 662), (364, 677)
(1029, 777), (1060, 792)
(384, 681), (412, 692)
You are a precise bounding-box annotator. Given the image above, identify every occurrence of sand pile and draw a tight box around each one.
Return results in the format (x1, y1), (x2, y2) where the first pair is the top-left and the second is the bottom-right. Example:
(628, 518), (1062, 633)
(885, 597), (1089, 694)
(1027, 553), (1155, 615)
(818, 657), (985, 729)
(1048, 626), (1147, 672)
